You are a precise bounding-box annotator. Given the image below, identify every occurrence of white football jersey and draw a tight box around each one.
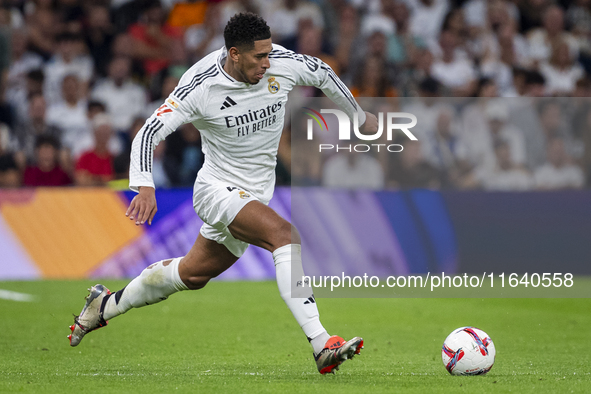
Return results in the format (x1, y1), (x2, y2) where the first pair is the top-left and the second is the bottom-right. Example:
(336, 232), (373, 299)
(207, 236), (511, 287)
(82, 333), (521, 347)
(129, 44), (366, 202)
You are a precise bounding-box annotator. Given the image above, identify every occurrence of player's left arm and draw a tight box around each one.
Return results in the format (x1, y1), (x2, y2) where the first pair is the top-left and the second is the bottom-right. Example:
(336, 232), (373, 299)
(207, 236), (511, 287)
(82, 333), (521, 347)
(278, 49), (377, 133)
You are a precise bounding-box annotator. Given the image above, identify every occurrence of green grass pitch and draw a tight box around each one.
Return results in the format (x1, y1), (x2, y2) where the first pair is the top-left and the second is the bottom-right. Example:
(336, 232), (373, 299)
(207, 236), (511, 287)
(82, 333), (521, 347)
(1, 280), (590, 393)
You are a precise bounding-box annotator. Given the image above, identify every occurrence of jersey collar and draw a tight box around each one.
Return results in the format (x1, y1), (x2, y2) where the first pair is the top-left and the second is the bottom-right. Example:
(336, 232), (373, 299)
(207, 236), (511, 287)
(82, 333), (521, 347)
(218, 47), (240, 83)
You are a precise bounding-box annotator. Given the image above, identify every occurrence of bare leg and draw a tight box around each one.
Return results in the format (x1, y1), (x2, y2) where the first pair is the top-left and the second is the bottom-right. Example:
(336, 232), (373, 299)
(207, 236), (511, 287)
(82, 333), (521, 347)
(178, 233), (239, 289)
(228, 200), (299, 251)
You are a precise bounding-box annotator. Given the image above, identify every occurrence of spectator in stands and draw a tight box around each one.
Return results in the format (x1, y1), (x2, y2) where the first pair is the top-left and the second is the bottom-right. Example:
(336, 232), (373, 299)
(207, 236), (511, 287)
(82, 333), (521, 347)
(26, 8), (58, 60)
(350, 30), (394, 87)
(480, 18), (529, 97)
(567, 0), (591, 76)
(539, 39), (585, 95)
(460, 81), (502, 170)
(0, 125), (20, 187)
(402, 77), (455, 162)
(409, 0), (450, 47)
(265, 0), (324, 49)
(0, 25), (12, 129)
(359, 4), (395, 42)
(74, 114), (115, 186)
(473, 140), (534, 191)
(5, 29), (43, 109)
(464, 0), (521, 36)
(537, 101), (577, 159)
(220, 1), (262, 28)
(111, 32), (135, 59)
(527, 5), (579, 66)
(406, 47), (435, 94)
(484, 101), (527, 167)
(23, 135), (71, 187)
(519, 0), (553, 34)
(441, 8), (471, 57)
(185, 2), (225, 63)
(322, 147), (385, 190)
(43, 33), (94, 104)
(387, 0), (424, 70)
(430, 30), (477, 96)
(14, 92), (62, 165)
(84, 5), (116, 78)
(350, 55), (397, 97)
(425, 106), (472, 188)
(523, 70), (547, 97)
(46, 74), (90, 159)
(10, 69), (44, 125)
(333, 4), (362, 77)
(163, 124), (203, 187)
(68, 99), (123, 165)
(387, 140), (440, 189)
(534, 137), (585, 189)
(55, 0), (85, 34)
(127, 1), (183, 76)
(91, 56), (147, 133)
(87, 101), (107, 121)
(566, 0), (591, 49)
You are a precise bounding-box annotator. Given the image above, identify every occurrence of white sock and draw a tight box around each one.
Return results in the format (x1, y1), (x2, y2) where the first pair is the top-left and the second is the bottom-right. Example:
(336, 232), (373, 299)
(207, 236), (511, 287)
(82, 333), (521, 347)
(273, 244), (329, 355)
(102, 257), (188, 320)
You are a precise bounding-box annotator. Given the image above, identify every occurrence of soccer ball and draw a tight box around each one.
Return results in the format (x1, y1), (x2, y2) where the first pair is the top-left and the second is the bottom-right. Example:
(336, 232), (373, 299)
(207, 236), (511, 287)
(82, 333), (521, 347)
(441, 326), (495, 375)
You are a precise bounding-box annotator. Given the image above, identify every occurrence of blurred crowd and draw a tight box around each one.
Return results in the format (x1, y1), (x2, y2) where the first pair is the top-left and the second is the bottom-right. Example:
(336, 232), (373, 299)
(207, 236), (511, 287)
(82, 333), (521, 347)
(0, 0), (588, 190)
(292, 95), (591, 190)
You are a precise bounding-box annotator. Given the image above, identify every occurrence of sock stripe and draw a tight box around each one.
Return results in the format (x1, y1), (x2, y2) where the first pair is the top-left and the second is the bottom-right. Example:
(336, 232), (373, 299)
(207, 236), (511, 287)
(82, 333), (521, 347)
(115, 286), (126, 304)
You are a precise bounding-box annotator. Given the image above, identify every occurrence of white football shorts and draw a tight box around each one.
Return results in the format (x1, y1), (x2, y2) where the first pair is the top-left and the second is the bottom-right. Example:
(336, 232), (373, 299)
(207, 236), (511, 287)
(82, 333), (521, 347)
(192, 179), (258, 257)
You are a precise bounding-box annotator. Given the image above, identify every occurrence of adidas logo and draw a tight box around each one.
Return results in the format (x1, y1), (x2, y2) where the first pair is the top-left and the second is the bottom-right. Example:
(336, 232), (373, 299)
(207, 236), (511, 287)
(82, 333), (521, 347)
(304, 295), (316, 304)
(220, 96), (237, 110)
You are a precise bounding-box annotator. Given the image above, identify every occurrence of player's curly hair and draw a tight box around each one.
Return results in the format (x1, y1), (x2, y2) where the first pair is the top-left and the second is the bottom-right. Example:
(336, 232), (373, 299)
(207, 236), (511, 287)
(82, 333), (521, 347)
(224, 12), (271, 50)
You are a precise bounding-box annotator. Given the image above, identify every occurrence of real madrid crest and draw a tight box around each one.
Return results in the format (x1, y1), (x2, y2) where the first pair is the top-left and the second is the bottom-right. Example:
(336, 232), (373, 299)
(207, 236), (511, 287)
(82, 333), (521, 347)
(268, 77), (280, 94)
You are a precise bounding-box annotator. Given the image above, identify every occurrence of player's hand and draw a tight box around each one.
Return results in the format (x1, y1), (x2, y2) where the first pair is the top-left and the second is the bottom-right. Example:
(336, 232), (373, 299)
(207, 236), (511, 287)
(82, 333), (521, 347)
(359, 111), (378, 134)
(126, 186), (157, 226)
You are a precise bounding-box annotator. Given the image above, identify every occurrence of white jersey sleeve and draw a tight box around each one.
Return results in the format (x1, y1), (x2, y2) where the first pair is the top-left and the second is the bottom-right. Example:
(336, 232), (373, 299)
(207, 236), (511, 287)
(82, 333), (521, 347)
(129, 61), (216, 192)
(269, 45), (366, 125)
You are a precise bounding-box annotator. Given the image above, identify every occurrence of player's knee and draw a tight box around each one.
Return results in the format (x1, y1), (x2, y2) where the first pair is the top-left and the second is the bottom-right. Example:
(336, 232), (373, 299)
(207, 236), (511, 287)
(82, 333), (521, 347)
(181, 265), (229, 290)
(270, 221), (299, 251)
(182, 275), (212, 290)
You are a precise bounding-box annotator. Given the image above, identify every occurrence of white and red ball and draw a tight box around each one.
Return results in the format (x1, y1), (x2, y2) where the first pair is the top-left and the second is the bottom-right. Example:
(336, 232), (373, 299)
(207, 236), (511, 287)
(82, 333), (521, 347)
(441, 327), (495, 375)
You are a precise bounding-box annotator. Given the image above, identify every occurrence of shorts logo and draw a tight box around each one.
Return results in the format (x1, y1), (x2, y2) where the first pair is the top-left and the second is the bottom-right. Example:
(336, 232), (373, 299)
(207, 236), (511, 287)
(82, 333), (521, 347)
(166, 98), (179, 108)
(227, 186), (250, 199)
(268, 77), (280, 94)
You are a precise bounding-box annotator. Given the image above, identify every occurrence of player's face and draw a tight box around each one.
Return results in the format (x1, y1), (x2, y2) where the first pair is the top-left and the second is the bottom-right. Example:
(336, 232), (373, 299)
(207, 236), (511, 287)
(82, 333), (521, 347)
(236, 38), (272, 84)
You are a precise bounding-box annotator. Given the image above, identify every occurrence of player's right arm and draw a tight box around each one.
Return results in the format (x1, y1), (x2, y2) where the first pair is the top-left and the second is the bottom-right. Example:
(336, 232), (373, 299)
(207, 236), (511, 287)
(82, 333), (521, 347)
(127, 75), (204, 225)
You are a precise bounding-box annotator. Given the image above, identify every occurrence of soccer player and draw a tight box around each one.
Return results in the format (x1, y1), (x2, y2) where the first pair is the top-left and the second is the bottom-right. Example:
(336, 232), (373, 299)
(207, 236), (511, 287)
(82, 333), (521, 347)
(69, 12), (378, 374)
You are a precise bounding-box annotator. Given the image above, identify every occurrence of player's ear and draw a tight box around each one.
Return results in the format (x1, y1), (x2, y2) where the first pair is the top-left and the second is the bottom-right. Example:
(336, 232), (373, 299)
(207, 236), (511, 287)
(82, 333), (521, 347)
(228, 47), (240, 62)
